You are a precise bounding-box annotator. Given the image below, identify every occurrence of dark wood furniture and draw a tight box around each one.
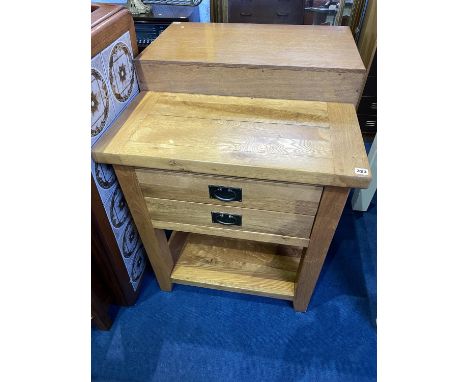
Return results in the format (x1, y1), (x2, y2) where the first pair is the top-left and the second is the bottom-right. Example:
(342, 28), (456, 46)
(228, 0), (305, 24)
(91, 3), (144, 330)
(357, 51), (377, 133)
(355, 0), (376, 134)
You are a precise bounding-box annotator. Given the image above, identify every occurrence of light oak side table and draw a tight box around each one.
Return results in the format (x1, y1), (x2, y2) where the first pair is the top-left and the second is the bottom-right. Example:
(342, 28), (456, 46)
(92, 91), (371, 311)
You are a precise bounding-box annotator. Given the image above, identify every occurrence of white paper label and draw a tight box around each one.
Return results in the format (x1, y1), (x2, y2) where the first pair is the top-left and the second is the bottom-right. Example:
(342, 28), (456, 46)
(355, 167), (369, 176)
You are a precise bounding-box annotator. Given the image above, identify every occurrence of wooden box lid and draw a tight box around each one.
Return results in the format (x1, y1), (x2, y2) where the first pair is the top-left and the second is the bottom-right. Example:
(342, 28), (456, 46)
(134, 23), (366, 105)
(92, 91), (371, 188)
(138, 22), (365, 72)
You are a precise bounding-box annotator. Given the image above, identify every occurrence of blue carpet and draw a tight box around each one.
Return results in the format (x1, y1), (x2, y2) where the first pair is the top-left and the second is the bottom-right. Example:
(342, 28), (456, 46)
(92, 190), (377, 382)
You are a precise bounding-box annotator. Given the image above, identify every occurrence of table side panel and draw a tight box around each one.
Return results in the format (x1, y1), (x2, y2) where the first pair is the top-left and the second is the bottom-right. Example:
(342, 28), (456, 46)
(136, 62), (365, 106)
(113, 165), (174, 291)
(293, 186), (350, 312)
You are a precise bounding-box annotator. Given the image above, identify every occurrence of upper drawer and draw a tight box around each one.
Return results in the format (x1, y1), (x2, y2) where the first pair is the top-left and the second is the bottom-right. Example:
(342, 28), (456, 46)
(136, 168), (323, 215)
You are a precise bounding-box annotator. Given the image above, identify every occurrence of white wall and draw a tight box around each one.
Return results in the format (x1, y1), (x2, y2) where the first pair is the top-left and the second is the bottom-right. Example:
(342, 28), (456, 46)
(198, 0), (210, 22)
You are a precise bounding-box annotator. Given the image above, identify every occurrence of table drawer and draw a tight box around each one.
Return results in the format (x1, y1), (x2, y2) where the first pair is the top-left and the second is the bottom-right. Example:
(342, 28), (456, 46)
(136, 169), (322, 215)
(145, 197), (315, 240)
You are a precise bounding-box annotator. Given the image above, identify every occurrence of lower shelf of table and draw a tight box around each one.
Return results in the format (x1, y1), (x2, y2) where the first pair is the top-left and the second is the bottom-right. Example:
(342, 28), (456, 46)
(170, 233), (303, 300)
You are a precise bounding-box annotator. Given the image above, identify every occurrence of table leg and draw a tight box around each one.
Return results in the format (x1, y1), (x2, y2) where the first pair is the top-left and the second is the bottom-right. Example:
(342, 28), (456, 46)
(114, 165), (174, 291)
(293, 186), (350, 312)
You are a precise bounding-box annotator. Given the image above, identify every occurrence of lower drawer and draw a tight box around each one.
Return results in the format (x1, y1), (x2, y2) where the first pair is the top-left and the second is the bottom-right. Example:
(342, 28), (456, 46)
(145, 197), (314, 246)
(358, 114), (377, 133)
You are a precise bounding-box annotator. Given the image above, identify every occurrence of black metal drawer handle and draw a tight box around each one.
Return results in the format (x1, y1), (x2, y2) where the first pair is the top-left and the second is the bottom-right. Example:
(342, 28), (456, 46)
(240, 12), (252, 16)
(211, 212), (242, 226)
(277, 11), (290, 16)
(208, 185), (242, 202)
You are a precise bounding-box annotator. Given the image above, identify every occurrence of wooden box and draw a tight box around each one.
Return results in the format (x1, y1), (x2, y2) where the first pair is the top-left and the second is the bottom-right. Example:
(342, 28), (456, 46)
(92, 91), (371, 311)
(135, 23), (366, 106)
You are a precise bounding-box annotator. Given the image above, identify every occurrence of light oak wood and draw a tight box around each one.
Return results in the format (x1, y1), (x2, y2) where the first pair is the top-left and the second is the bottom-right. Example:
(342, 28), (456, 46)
(293, 186), (350, 312)
(136, 168), (323, 215)
(168, 231), (190, 264)
(89, 21), (372, 310)
(113, 165), (174, 291)
(138, 23), (365, 71)
(92, 92), (371, 188)
(145, 197), (315, 239)
(327, 102), (372, 184)
(171, 234), (302, 300)
(151, 221), (310, 247)
(135, 63), (365, 106)
(135, 23), (366, 105)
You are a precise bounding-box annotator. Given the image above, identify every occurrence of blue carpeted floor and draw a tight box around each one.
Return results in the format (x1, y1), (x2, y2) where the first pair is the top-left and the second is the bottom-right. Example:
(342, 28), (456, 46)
(92, 189), (377, 382)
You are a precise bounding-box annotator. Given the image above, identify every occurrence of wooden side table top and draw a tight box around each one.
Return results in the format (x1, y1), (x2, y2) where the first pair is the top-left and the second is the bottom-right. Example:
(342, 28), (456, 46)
(92, 91), (371, 188)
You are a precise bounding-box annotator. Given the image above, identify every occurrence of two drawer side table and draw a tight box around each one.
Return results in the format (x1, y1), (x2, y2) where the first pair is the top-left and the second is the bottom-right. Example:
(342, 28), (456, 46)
(92, 91), (371, 312)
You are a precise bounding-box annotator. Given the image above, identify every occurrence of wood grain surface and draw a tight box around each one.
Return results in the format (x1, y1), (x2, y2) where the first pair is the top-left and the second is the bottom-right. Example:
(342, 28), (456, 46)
(151, 221), (310, 247)
(171, 233), (302, 300)
(145, 197), (315, 238)
(136, 168), (323, 215)
(135, 23), (365, 105)
(168, 231), (190, 264)
(293, 186), (350, 312)
(92, 92), (371, 188)
(138, 23), (365, 71)
(135, 62), (365, 105)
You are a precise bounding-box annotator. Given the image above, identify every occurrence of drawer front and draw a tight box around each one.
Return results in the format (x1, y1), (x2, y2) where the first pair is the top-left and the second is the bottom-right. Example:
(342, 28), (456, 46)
(145, 197), (315, 239)
(229, 0), (304, 24)
(358, 114), (377, 134)
(357, 96), (377, 116)
(136, 169), (322, 215)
